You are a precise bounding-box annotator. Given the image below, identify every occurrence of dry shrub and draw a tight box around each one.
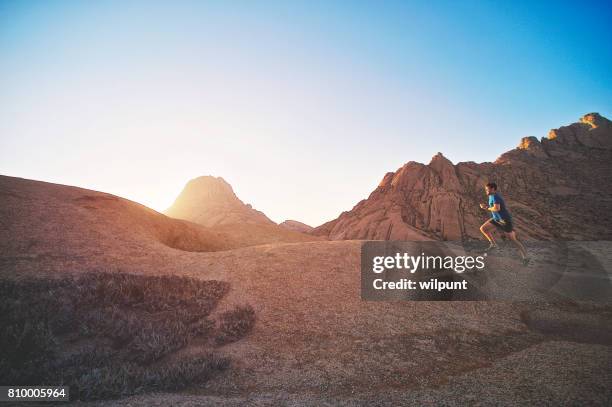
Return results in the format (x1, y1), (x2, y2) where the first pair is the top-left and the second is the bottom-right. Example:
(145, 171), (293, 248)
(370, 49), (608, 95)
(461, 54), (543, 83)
(215, 305), (256, 345)
(0, 272), (254, 400)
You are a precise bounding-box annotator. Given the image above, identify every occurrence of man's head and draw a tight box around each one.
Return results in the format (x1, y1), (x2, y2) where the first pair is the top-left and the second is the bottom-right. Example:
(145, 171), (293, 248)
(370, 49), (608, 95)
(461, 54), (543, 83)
(485, 182), (497, 195)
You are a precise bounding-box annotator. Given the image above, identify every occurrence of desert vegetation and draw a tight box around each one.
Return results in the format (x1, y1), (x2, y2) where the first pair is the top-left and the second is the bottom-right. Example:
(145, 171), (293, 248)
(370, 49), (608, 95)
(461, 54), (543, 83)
(0, 272), (255, 400)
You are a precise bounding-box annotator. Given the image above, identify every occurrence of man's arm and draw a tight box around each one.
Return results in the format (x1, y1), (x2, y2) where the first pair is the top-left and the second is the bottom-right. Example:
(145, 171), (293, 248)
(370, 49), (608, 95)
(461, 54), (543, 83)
(480, 203), (500, 212)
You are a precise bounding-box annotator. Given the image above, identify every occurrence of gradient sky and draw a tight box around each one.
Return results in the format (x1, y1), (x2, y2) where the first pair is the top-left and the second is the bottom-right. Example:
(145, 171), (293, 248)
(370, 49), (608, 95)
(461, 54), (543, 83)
(1, 0), (611, 226)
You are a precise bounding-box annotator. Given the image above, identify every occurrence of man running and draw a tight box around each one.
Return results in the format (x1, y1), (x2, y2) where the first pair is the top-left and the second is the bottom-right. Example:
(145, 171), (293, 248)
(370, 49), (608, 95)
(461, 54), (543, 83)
(479, 182), (529, 265)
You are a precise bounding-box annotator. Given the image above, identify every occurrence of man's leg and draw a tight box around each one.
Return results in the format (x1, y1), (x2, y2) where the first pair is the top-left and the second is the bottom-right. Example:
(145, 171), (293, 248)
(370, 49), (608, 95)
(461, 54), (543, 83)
(479, 219), (497, 246)
(507, 231), (528, 260)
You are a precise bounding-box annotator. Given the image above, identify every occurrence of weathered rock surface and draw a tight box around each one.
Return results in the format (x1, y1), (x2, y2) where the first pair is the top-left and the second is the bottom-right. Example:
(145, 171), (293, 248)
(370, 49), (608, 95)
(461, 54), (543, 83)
(314, 113), (612, 240)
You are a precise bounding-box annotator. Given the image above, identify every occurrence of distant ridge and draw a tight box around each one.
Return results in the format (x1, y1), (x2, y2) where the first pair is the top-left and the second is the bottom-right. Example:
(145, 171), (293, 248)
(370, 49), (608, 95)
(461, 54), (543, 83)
(279, 220), (314, 234)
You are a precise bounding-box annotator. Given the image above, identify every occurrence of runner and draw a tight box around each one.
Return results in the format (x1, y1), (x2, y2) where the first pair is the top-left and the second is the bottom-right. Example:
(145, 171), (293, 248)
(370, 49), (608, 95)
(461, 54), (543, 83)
(479, 182), (530, 265)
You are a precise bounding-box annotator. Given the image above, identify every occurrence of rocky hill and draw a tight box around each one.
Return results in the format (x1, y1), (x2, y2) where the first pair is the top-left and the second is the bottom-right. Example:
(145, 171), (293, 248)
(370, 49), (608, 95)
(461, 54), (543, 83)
(165, 176), (319, 245)
(314, 113), (612, 241)
(279, 220), (314, 233)
(165, 176), (274, 227)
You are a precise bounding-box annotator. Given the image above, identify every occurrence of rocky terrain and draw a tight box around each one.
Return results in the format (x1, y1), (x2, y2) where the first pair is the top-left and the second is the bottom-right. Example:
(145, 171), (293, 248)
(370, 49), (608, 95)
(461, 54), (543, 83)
(1, 173), (611, 405)
(314, 113), (612, 241)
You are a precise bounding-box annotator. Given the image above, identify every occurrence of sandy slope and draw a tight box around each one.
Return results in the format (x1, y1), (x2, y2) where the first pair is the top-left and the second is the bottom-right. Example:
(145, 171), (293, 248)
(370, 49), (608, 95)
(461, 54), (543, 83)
(1, 176), (611, 405)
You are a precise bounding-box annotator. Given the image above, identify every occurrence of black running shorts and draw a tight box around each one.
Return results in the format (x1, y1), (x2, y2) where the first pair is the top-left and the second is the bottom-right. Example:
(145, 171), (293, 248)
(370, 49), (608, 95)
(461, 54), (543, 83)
(491, 218), (513, 233)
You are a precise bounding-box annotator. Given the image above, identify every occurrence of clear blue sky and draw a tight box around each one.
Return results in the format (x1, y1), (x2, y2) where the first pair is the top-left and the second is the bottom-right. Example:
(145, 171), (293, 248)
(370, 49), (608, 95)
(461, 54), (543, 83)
(1, 0), (611, 226)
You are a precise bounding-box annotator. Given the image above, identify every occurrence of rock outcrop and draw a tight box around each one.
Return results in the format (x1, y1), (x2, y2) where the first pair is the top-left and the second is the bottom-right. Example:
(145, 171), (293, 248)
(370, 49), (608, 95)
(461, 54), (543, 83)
(314, 113), (612, 241)
(165, 176), (274, 227)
